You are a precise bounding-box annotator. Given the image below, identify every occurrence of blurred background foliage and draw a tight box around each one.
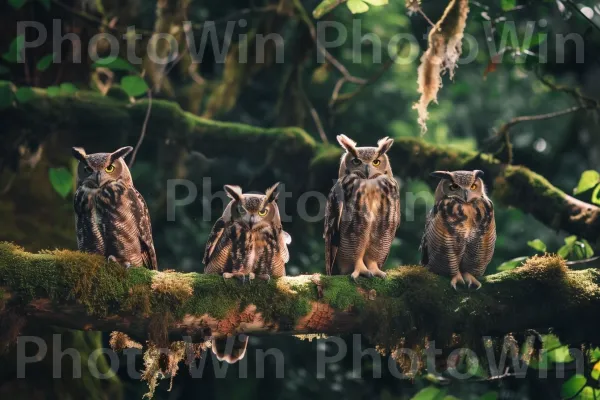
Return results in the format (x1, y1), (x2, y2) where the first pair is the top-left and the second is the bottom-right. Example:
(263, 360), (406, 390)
(1, 0), (600, 398)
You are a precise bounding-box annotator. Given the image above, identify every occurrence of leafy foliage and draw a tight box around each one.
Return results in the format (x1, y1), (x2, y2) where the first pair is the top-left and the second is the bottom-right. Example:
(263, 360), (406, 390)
(121, 76), (149, 98)
(2, 35), (24, 63)
(36, 53), (56, 71)
(93, 57), (137, 72)
(48, 167), (73, 198)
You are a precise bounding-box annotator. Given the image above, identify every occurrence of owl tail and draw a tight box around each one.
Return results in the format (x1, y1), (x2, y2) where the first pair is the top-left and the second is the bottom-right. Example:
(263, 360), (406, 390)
(211, 334), (249, 364)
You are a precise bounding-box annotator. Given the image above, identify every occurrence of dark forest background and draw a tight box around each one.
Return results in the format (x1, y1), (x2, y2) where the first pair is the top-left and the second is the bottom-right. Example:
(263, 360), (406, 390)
(1, 0), (600, 398)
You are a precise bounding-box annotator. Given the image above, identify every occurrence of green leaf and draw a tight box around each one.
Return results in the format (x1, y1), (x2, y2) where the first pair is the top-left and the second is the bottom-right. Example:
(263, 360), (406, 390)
(558, 244), (571, 259)
(15, 86), (35, 103)
(479, 392), (498, 400)
(580, 387), (600, 400)
(36, 53), (56, 71)
(48, 167), (73, 198)
(362, 0), (388, 6)
(580, 239), (594, 258)
(501, 0), (516, 11)
(347, 0), (369, 14)
(60, 82), (77, 94)
(527, 33), (547, 49)
(496, 256), (528, 271)
(591, 361), (600, 381)
(593, 185), (600, 206)
(527, 239), (547, 252)
(8, 0), (27, 9)
(37, 0), (51, 10)
(313, 0), (346, 19)
(410, 387), (441, 400)
(574, 170), (600, 195)
(93, 57), (137, 72)
(0, 83), (15, 110)
(561, 374), (586, 399)
(120, 76), (149, 98)
(565, 235), (577, 246)
(46, 86), (61, 97)
(3, 35), (25, 63)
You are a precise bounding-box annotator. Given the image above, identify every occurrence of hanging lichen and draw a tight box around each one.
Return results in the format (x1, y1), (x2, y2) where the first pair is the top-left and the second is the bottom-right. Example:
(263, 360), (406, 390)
(413, 0), (469, 133)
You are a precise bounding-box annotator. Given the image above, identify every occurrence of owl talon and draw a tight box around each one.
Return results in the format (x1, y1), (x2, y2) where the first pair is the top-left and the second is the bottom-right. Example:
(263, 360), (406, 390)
(257, 274), (271, 282)
(450, 274), (465, 290)
(223, 273), (234, 279)
(462, 273), (482, 290)
(247, 273), (255, 283)
(107, 255), (118, 263)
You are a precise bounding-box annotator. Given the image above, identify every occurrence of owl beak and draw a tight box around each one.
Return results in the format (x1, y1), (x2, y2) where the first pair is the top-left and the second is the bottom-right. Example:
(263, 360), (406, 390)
(249, 215), (258, 228)
(462, 189), (470, 202)
(84, 172), (101, 188)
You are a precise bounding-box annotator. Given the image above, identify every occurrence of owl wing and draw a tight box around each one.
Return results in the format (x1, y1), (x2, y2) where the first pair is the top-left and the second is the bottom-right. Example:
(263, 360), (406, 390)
(324, 181), (344, 276)
(203, 218), (226, 266)
(462, 199), (496, 277)
(420, 201), (465, 277)
(132, 188), (158, 270)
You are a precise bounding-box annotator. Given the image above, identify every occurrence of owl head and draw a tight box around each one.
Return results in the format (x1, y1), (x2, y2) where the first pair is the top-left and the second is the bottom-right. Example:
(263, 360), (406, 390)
(223, 183), (282, 230)
(431, 170), (487, 203)
(336, 134), (394, 179)
(72, 146), (134, 188)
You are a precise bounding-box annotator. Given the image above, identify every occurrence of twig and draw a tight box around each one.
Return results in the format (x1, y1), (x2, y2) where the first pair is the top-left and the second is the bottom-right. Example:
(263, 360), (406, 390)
(566, 256), (600, 266)
(494, 105), (588, 164)
(129, 90), (153, 168)
(416, 8), (436, 28)
(292, 0), (366, 86)
(564, 0), (600, 35)
(298, 69), (329, 143)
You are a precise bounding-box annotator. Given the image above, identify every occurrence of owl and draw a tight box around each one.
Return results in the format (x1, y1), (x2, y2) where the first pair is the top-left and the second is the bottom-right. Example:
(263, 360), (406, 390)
(203, 183), (291, 362)
(420, 170), (496, 289)
(324, 135), (401, 280)
(72, 146), (157, 269)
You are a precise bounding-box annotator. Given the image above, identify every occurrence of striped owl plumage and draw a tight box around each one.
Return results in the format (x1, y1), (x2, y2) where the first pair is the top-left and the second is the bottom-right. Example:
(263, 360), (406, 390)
(324, 135), (401, 280)
(420, 170), (496, 289)
(203, 183), (290, 363)
(72, 146), (157, 269)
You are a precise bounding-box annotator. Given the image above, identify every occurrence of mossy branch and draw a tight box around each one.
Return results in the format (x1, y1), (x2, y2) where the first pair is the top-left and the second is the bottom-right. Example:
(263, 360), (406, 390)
(2, 243), (600, 348)
(2, 81), (599, 243)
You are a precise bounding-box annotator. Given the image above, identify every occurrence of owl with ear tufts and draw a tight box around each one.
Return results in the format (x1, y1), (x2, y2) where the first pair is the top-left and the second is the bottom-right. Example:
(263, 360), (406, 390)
(203, 183), (291, 363)
(72, 146), (157, 269)
(420, 170), (496, 289)
(324, 135), (401, 281)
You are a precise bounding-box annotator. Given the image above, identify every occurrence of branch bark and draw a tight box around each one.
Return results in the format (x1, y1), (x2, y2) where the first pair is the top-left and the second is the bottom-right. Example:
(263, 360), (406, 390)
(1, 243), (600, 348)
(1, 81), (599, 243)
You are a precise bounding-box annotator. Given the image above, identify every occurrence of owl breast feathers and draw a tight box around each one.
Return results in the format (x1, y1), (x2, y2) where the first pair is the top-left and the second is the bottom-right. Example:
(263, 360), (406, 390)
(420, 170), (496, 289)
(324, 135), (401, 281)
(203, 183), (290, 281)
(72, 146), (157, 269)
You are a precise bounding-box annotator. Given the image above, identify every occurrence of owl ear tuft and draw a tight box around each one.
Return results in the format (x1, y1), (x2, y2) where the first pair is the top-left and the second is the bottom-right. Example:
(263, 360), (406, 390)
(376, 137), (394, 157)
(430, 171), (453, 181)
(264, 182), (281, 203)
(72, 147), (87, 163)
(110, 146), (134, 162)
(336, 134), (359, 157)
(224, 185), (244, 201)
(474, 170), (484, 180)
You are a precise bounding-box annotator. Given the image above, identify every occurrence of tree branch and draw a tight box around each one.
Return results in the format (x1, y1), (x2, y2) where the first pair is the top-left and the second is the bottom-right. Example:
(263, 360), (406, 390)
(2, 81), (599, 243)
(1, 244), (600, 348)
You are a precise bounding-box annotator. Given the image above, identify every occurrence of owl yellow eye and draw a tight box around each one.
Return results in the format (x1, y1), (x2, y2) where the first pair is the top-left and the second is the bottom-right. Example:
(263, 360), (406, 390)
(351, 158), (361, 166)
(258, 208), (268, 217)
(105, 164), (115, 173)
(471, 184), (478, 190)
(372, 159), (381, 166)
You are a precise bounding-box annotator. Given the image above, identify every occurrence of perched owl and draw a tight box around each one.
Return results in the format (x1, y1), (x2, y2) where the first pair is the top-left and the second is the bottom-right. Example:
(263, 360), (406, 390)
(72, 146), (157, 269)
(203, 183), (291, 362)
(324, 135), (401, 280)
(420, 170), (496, 289)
